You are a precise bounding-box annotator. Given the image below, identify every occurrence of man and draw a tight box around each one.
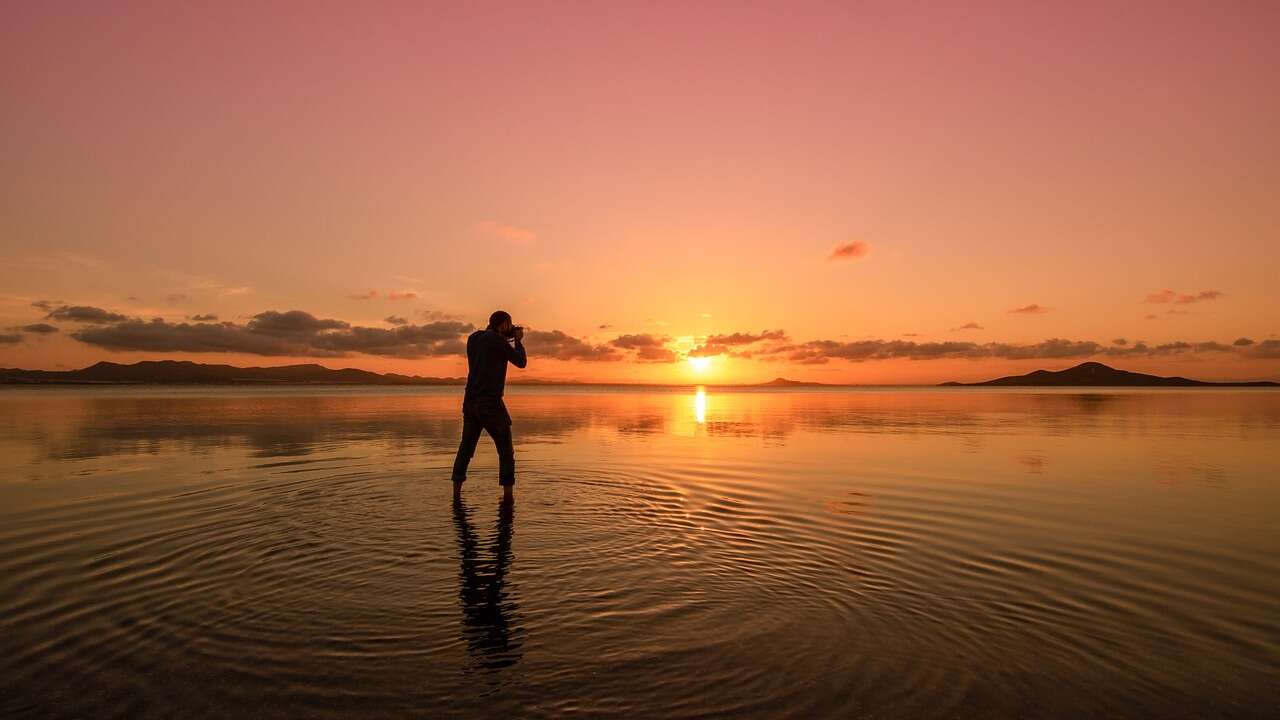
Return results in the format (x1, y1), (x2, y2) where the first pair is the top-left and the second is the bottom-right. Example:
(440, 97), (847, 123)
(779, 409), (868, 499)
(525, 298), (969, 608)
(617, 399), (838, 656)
(452, 310), (527, 497)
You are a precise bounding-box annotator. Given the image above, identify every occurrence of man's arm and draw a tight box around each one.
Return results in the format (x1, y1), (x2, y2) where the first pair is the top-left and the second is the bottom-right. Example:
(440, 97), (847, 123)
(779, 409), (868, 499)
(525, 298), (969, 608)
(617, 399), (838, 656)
(506, 329), (528, 368)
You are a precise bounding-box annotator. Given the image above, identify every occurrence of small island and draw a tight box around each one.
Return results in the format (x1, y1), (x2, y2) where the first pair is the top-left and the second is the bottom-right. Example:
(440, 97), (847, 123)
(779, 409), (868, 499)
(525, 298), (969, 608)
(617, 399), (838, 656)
(941, 361), (1278, 387)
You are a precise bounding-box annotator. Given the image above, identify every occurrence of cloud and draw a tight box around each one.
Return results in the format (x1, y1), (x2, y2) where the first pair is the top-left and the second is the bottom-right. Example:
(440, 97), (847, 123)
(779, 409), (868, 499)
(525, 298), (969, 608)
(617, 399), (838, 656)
(609, 333), (667, 349)
(477, 221), (537, 244)
(951, 322), (983, 331)
(45, 305), (129, 324)
(1165, 309), (1191, 316)
(385, 316), (408, 326)
(524, 329), (621, 361)
(598, 324), (613, 330)
(69, 310), (476, 359)
(20, 323), (59, 334)
(1145, 289), (1223, 305)
(0, 333), (22, 344)
(759, 336), (1246, 365)
(1233, 337), (1254, 347)
(387, 291), (418, 301)
(609, 333), (678, 362)
(1249, 339), (1280, 359)
(190, 314), (218, 322)
(165, 293), (188, 304)
(689, 329), (789, 357)
(1008, 304), (1049, 315)
(31, 300), (62, 312)
(1144, 314), (1158, 320)
(348, 290), (378, 300)
(420, 309), (462, 322)
(828, 241), (870, 261)
(246, 310), (349, 336)
(634, 346), (678, 362)
(1112, 338), (1128, 346)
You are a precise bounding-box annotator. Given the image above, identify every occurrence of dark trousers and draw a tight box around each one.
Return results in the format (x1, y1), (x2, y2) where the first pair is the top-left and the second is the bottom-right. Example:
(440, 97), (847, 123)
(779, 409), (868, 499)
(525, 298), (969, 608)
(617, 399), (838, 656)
(452, 398), (515, 486)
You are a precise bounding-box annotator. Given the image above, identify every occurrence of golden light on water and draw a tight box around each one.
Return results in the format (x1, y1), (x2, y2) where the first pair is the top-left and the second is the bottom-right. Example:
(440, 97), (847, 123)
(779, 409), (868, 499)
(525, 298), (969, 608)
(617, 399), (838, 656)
(694, 387), (707, 424)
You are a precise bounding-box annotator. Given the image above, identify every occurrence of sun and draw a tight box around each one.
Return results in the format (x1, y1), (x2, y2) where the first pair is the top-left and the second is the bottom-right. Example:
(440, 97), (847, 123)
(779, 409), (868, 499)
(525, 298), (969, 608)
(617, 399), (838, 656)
(687, 356), (712, 373)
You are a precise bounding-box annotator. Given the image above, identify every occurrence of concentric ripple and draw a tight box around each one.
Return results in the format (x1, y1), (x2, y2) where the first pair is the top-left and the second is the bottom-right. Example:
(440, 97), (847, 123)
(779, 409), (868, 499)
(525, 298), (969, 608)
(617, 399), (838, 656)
(1, 386), (1277, 718)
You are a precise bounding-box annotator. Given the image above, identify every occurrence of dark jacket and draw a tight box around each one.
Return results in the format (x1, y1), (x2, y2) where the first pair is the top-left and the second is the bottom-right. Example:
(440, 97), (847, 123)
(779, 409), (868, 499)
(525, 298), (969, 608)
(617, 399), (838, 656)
(463, 329), (527, 402)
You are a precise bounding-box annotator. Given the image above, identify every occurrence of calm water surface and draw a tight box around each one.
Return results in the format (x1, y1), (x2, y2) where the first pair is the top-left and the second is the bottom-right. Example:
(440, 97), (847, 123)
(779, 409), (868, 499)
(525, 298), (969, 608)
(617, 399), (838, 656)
(1, 386), (1277, 718)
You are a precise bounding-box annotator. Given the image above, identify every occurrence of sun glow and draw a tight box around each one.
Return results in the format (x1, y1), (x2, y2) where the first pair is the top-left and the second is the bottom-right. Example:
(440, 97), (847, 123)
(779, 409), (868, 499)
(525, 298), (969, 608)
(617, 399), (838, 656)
(687, 356), (712, 373)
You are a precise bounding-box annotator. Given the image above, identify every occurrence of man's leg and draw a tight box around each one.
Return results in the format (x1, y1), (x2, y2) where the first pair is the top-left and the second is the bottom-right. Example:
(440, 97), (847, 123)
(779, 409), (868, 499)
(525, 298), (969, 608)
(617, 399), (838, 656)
(486, 421), (516, 488)
(452, 413), (483, 486)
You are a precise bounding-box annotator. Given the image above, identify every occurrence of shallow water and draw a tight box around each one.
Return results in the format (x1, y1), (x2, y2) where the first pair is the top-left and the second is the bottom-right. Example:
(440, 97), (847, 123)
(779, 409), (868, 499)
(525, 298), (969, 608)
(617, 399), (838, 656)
(2, 386), (1278, 718)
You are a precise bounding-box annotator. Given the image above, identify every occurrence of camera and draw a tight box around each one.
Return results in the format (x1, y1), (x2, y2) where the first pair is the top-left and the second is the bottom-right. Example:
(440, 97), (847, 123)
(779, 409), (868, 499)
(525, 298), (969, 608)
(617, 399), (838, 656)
(503, 325), (523, 338)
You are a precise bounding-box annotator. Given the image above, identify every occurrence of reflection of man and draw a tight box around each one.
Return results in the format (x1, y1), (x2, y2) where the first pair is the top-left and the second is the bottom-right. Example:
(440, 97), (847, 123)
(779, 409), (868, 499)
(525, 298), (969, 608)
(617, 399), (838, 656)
(452, 494), (522, 671)
(452, 310), (527, 497)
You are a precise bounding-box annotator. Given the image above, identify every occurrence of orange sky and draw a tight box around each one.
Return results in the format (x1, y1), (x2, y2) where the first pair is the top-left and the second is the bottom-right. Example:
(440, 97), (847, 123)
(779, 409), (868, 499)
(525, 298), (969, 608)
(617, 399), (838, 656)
(2, 2), (1278, 383)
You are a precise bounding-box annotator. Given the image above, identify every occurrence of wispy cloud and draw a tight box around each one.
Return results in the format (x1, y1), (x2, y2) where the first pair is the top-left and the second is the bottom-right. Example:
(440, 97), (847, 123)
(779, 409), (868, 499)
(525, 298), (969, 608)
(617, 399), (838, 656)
(828, 241), (870, 261)
(387, 291), (418, 301)
(1145, 289), (1223, 305)
(477, 221), (537, 244)
(1009, 304), (1049, 315)
(385, 316), (408, 326)
(349, 290), (378, 301)
(951, 322), (983, 331)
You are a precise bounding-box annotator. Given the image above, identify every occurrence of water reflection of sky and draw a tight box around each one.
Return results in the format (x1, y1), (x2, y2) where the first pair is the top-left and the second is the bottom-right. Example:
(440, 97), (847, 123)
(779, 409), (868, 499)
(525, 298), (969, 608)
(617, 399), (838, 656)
(2, 388), (1279, 465)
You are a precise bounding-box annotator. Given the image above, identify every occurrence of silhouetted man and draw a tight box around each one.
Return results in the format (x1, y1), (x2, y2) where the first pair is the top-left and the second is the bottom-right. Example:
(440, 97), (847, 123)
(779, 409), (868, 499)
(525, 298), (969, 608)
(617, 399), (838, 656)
(452, 310), (527, 497)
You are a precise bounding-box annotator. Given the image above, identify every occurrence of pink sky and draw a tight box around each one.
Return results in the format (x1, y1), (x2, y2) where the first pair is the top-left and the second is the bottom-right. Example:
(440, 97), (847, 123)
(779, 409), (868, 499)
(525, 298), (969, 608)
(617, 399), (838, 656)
(2, 1), (1277, 383)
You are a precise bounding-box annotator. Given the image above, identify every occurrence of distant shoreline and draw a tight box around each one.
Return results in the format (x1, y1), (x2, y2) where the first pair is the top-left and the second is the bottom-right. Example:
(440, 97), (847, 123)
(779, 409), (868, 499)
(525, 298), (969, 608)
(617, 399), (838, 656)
(2, 360), (1275, 388)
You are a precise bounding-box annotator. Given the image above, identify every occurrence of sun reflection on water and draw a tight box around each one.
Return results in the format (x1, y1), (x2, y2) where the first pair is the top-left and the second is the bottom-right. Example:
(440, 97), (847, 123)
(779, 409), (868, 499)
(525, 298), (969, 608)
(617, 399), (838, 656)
(694, 387), (706, 424)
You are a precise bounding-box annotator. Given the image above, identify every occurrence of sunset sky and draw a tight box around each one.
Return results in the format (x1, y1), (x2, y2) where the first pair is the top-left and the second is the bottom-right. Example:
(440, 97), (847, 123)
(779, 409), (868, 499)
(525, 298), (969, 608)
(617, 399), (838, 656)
(2, 1), (1277, 383)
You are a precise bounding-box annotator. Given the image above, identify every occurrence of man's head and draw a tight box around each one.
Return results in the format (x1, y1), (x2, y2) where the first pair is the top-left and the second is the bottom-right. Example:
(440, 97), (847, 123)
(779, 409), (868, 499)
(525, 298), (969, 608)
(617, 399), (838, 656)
(488, 310), (513, 335)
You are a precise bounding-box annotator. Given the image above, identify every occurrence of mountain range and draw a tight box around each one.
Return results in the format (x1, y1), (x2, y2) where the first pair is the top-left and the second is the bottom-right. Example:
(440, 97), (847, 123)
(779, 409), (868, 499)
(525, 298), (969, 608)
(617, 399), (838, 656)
(0, 360), (463, 385)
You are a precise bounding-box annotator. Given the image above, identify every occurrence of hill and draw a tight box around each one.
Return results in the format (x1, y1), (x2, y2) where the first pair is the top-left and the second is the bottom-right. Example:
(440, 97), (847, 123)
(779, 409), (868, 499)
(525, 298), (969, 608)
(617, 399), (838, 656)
(941, 361), (1278, 387)
(750, 377), (832, 387)
(0, 360), (464, 385)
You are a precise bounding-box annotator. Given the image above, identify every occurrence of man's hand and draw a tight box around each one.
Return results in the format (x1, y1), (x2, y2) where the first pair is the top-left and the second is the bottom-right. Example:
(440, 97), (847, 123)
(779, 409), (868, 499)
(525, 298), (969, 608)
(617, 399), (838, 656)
(513, 326), (524, 342)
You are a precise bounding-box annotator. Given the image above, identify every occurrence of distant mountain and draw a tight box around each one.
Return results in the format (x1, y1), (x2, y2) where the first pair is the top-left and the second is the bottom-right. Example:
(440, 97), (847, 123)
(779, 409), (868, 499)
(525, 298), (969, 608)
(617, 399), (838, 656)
(942, 361), (1278, 387)
(751, 377), (832, 387)
(0, 360), (464, 385)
